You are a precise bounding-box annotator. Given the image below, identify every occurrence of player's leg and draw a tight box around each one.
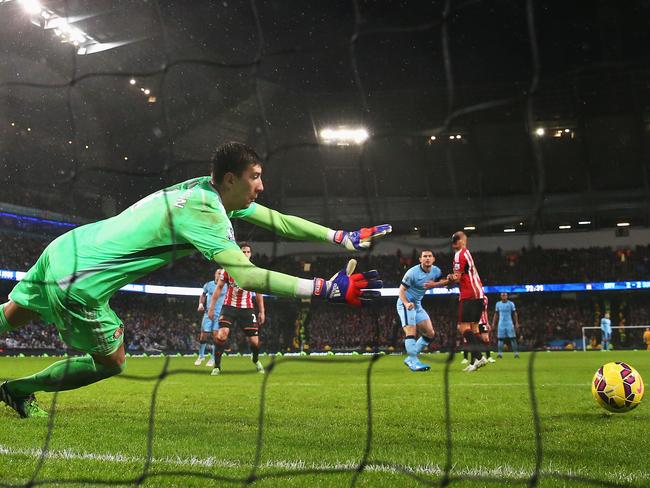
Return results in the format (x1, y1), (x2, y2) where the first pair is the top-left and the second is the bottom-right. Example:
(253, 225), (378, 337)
(205, 320), (218, 368)
(208, 304), (224, 366)
(409, 316), (434, 371)
(497, 328), (505, 358)
(195, 329), (209, 365)
(458, 301), (482, 368)
(211, 306), (235, 374)
(1, 310), (126, 419)
(508, 335), (520, 357)
(211, 326), (230, 375)
(246, 332), (264, 374)
(397, 302), (418, 368)
(414, 308), (434, 355)
(480, 329), (494, 362)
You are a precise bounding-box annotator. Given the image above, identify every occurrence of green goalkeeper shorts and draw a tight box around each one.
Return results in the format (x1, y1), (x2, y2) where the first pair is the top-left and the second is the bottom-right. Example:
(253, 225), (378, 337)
(9, 249), (124, 356)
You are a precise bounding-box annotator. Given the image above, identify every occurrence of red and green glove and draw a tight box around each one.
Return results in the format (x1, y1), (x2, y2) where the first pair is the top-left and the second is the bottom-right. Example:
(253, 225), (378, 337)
(312, 259), (383, 307)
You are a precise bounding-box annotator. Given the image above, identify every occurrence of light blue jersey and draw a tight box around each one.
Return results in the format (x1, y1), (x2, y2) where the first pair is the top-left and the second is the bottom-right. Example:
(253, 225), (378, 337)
(600, 317), (612, 339)
(396, 264), (441, 327)
(201, 278), (227, 333)
(496, 300), (516, 338)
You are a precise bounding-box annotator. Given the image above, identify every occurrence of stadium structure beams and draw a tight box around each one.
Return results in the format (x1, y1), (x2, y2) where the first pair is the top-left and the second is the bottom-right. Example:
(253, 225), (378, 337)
(281, 188), (650, 232)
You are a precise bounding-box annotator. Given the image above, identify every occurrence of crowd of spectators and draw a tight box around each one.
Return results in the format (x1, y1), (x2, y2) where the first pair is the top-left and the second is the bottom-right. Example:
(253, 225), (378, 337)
(2, 230), (649, 288)
(2, 290), (649, 353)
(2, 220), (650, 353)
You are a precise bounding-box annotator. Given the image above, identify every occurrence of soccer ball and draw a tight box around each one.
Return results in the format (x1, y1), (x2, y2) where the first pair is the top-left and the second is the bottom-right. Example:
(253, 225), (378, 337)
(591, 362), (644, 413)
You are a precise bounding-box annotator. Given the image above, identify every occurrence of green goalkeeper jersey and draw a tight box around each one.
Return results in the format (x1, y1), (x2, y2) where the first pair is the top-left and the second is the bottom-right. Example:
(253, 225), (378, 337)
(47, 176), (252, 305)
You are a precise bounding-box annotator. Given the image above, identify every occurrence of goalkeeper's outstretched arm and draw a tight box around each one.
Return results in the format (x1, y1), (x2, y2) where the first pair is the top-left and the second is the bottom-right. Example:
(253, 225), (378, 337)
(240, 203), (392, 251)
(213, 248), (382, 307)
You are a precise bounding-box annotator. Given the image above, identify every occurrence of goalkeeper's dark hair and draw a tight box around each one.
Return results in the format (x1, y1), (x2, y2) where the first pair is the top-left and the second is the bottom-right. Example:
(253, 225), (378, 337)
(211, 142), (262, 184)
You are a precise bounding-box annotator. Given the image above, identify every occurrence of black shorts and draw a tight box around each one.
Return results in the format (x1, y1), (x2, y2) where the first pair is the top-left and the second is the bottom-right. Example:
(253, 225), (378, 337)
(458, 299), (484, 324)
(219, 305), (259, 337)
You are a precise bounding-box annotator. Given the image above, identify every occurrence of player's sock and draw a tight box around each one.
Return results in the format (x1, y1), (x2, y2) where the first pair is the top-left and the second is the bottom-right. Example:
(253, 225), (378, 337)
(485, 348), (491, 359)
(198, 342), (207, 358)
(498, 339), (504, 356)
(5, 355), (124, 397)
(414, 336), (433, 355)
(462, 329), (481, 363)
(474, 332), (485, 358)
(463, 349), (468, 360)
(214, 339), (226, 368)
(211, 342), (217, 359)
(404, 335), (417, 359)
(510, 338), (519, 355)
(251, 344), (259, 364)
(0, 304), (12, 334)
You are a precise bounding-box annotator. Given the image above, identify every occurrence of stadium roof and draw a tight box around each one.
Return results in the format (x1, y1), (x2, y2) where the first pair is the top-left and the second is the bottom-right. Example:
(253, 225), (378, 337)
(1, 0), (649, 235)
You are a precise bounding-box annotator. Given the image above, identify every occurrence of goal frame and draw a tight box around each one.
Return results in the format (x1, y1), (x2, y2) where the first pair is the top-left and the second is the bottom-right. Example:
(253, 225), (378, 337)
(581, 325), (649, 352)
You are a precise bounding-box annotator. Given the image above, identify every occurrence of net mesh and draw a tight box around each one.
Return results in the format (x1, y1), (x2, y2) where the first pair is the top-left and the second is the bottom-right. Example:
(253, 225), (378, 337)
(0, 0), (643, 486)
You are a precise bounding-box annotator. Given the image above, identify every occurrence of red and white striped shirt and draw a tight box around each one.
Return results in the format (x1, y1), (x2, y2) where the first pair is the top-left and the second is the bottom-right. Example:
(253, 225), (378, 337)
(222, 271), (254, 309)
(453, 248), (485, 301)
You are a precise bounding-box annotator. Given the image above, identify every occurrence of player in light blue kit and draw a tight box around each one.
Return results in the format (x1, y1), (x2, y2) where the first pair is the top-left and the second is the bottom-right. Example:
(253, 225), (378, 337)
(600, 312), (612, 351)
(397, 249), (449, 371)
(195, 269), (228, 366)
(492, 292), (520, 358)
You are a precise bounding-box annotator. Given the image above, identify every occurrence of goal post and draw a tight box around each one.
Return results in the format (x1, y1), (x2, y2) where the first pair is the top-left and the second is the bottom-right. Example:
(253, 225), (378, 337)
(581, 325), (650, 352)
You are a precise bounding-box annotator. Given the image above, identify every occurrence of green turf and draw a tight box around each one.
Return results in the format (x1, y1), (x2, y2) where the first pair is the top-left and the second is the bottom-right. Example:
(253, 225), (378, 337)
(0, 351), (648, 487)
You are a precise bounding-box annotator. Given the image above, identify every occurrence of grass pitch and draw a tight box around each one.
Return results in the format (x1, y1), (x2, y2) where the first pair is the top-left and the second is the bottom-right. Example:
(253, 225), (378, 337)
(0, 351), (649, 487)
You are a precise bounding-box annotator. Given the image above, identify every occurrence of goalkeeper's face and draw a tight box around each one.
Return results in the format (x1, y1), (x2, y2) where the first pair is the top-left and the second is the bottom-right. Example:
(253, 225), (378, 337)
(231, 163), (264, 209)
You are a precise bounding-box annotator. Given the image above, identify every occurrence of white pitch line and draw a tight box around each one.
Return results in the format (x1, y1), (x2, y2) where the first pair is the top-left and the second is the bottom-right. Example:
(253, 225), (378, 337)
(0, 445), (648, 483)
(274, 382), (590, 388)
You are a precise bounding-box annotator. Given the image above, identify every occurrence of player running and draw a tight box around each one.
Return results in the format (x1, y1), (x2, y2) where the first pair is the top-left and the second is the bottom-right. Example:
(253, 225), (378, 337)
(493, 292), (520, 359)
(196, 269), (227, 367)
(447, 231), (487, 372)
(207, 242), (265, 375)
(397, 249), (448, 372)
(600, 312), (612, 351)
(0, 142), (388, 418)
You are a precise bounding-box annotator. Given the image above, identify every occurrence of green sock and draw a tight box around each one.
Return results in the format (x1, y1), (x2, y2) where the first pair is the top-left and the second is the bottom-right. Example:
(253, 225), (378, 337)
(0, 303), (12, 334)
(6, 355), (124, 397)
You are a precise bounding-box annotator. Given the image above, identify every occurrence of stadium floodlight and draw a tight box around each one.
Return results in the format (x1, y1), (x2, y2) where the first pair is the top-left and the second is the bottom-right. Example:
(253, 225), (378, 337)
(535, 127), (545, 136)
(129, 79), (136, 85)
(319, 127), (369, 146)
(19, 0), (42, 15)
(503, 228), (516, 233)
(616, 222), (630, 227)
(578, 220), (591, 225)
(559, 225), (571, 230)
(463, 226), (476, 231)
(7, 0), (139, 55)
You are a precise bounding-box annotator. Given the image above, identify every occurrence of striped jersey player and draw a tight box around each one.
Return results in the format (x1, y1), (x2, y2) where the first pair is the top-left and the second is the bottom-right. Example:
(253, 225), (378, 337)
(448, 231), (488, 372)
(208, 242), (265, 375)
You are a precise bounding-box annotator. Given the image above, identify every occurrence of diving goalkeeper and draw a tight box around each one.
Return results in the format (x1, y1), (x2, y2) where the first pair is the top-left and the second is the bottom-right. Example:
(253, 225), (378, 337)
(0, 142), (389, 418)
